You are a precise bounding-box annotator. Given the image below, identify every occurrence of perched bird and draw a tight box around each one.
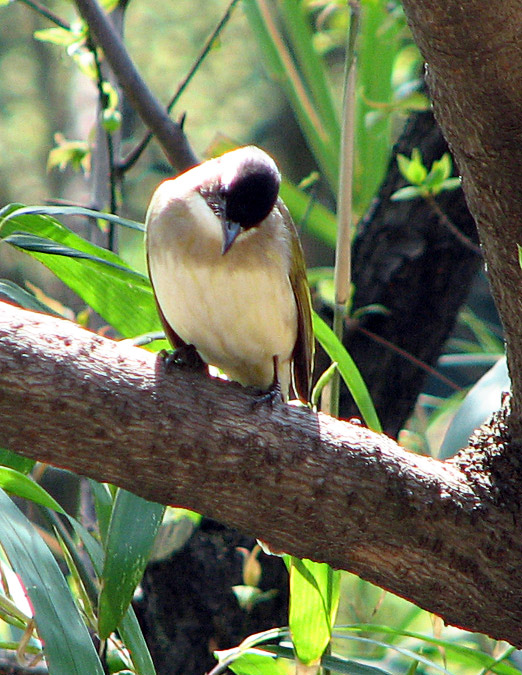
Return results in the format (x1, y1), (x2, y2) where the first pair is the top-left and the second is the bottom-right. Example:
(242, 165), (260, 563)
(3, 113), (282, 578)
(145, 146), (313, 402)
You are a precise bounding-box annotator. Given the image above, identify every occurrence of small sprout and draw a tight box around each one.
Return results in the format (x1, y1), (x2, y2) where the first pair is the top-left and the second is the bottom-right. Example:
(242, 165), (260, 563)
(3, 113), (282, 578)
(47, 134), (90, 174)
(237, 544), (262, 588)
(392, 150), (461, 201)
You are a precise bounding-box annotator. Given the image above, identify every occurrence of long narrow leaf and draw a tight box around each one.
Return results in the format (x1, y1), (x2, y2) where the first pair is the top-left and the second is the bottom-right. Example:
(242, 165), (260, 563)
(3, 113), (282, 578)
(4, 233), (148, 280)
(280, 181), (337, 247)
(0, 489), (104, 675)
(98, 489), (165, 639)
(287, 556), (340, 665)
(354, 3), (402, 215)
(0, 279), (62, 316)
(313, 313), (381, 431)
(333, 625), (520, 675)
(5, 204), (145, 232)
(265, 644), (393, 675)
(279, 1), (340, 144)
(0, 468), (65, 513)
(0, 207), (160, 338)
(67, 512), (158, 675)
(0, 447), (35, 474)
(244, 0), (338, 192)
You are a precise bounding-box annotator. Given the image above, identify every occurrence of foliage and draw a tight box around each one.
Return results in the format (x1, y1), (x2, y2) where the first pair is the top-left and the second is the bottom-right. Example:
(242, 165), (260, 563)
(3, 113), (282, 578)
(392, 149), (461, 201)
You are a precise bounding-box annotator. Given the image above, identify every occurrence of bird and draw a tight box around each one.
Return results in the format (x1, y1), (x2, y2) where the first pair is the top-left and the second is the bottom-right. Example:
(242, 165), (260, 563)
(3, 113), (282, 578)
(145, 145), (313, 402)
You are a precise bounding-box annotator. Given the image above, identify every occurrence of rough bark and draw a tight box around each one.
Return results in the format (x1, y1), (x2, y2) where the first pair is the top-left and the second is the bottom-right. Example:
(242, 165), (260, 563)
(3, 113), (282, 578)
(399, 0), (522, 436)
(0, 302), (521, 645)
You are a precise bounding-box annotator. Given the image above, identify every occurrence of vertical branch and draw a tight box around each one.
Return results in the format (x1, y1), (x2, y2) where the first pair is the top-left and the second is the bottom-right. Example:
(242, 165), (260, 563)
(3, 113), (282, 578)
(329, 2), (360, 417)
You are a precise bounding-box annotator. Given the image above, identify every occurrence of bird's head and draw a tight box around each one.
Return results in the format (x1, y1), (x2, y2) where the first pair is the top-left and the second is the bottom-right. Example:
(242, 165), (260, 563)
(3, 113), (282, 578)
(198, 146), (281, 254)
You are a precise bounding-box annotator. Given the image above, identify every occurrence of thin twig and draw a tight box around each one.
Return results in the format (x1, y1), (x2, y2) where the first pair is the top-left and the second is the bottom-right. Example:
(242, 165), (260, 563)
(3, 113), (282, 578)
(73, 0), (198, 172)
(426, 194), (482, 256)
(18, 0), (70, 29)
(120, 0), (241, 173)
(89, 35), (119, 248)
(354, 323), (462, 391)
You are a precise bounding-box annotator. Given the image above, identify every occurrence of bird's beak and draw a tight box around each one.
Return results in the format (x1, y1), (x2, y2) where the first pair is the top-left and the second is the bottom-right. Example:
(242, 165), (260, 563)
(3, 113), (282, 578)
(221, 219), (242, 255)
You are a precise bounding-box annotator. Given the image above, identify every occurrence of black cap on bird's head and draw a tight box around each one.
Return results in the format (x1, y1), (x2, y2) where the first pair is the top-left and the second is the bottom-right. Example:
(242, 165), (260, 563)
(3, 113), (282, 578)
(201, 147), (281, 254)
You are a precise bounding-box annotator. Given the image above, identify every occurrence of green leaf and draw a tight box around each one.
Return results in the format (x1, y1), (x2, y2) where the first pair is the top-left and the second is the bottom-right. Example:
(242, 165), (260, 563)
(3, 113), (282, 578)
(98, 489), (165, 639)
(4, 233), (147, 279)
(67, 510), (158, 675)
(312, 313), (381, 431)
(243, 0), (338, 193)
(439, 177), (461, 192)
(0, 489), (104, 674)
(0, 448), (35, 474)
(0, 468), (65, 513)
(226, 650), (288, 675)
(311, 361), (338, 408)
(424, 152), (452, 189)
(90, 480), (114, 543)
(5, 204), (145, 233)
(117, 606), (158, 675)
(48, 140), (90, 173)
(0, 206), (159, 338)
(265, 644), (393, 675)
(34, 26), (78, 47)
(0, 278), (61, 316)
(439, 358), (509, 459)
(396, 151), (427, 185)
(321, 653), (392, 675)
(390, 185), (423, 202)
(355, 1), (403, 214)
(330, 627), (483, 675)
(287, 557), (340, 665)
(280, 180), (337, 248)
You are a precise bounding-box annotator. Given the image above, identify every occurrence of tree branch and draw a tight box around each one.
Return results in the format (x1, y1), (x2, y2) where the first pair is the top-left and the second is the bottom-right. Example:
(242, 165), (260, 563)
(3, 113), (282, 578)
(400, 0), (522, 436)
(73, 0), (198, 172)
(1, 302), (521, 645)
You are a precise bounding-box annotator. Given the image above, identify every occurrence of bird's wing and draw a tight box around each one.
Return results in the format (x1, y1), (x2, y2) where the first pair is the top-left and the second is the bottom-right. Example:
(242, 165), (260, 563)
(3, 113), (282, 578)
(280, 201), (314, 403)
(146, 248), (187, 350)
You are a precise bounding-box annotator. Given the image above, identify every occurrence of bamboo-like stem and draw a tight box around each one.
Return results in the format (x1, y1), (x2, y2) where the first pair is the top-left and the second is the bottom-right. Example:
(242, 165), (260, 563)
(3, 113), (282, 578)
(329, 2), (360, 418)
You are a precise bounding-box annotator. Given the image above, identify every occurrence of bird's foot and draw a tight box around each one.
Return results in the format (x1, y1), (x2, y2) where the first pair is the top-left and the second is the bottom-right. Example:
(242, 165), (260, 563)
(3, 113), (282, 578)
(251, 381), (284, 408)
(251, 357), (283, 408)
(160, 344), (206, 373)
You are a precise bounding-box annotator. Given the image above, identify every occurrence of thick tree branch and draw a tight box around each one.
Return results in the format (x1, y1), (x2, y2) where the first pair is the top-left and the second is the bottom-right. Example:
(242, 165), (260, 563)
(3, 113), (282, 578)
(1, 302), (521, 644)
(400, 0), (522, 435)
(73, 0), (198, 172)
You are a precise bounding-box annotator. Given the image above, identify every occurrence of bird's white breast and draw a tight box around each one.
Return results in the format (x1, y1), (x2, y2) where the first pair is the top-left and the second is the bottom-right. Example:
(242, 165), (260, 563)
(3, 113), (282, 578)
(146, 184), (297, 395)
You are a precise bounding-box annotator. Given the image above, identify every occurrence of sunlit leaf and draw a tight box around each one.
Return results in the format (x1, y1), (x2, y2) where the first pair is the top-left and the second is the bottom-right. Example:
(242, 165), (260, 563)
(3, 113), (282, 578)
(0, 489), (104, 674)
(0, 206), (159, 338)
(0, 468), (64, 513)
(312, 313), (381, 431)
(287, 557), (340, 665)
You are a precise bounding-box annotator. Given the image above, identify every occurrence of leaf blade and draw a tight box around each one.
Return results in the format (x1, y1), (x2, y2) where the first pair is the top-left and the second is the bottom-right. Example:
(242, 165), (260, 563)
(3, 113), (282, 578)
(0, 489), (104, 675)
